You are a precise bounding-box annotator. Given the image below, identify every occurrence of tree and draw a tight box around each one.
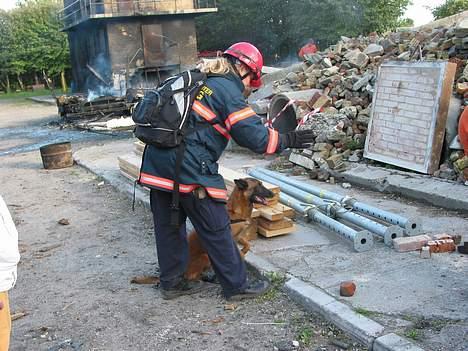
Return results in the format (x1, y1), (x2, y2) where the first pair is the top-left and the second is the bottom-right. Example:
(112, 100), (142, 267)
(195, 0), (411, 64)
(0, 0), (70, 92)
(432, 0), (468, 20)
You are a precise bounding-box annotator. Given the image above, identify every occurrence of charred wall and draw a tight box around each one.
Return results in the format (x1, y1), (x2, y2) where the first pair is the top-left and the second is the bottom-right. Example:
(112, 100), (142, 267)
(67, 22), (110, 93)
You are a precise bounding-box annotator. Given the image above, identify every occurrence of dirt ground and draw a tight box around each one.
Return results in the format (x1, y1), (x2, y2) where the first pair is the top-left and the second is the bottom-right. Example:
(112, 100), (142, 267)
(1, 100), (366, 350)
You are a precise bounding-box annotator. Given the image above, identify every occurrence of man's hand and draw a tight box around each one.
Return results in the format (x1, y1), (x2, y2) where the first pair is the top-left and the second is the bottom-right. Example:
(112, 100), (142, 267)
(281, 129), (315, 149)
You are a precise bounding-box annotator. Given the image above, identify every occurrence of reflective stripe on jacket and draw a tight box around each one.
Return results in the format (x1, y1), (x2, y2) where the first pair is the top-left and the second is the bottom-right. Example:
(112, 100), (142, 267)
(139, 73), (286, 201)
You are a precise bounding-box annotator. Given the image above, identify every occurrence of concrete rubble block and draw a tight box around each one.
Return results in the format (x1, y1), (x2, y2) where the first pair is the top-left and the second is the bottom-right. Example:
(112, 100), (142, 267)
(393, 235), (432, 252)
(286, 72), (299, 84)
(353, 73), (373, 91)
(322, 57), (333, 68)
(342, 106), (358, 119)
(344, 49), (369, 69)
(374, 333), (425, 351)
(364, 43), (384, 57)
(322, 66), (340, 76)
(289, 152), (316, 171)
(326, 129), (347, 142)
(326, 154), (344, 170)
(312, 95), (333, 110)
(304, 53), (323, 65)
(356, 112), (370, 126)
(313, 143), (333, 152)
(454, 156), (468, 172)
(317, 168), (331, 181)
(398, 51), (411, 60)
(456, 82), (468, 95)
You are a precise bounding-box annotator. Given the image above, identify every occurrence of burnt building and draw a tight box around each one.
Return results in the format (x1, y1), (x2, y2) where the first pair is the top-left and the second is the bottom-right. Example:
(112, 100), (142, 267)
(59, 0), (217, 94)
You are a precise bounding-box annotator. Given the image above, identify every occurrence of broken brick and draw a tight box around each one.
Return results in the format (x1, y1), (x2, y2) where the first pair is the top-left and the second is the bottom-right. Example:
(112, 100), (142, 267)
(427, 239), (456, 254)
(393, 235), (432, 252)
(340, 281), (356, 297)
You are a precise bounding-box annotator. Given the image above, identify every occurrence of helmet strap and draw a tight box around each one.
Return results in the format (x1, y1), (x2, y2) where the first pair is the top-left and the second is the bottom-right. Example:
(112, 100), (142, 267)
(228, 58), (250, 81)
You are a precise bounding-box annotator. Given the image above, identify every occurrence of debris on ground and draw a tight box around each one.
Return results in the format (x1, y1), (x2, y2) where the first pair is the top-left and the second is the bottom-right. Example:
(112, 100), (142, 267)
(254, 18), (468, 183)
(340, 281), (357, 297)
(57, 218), (70, 226)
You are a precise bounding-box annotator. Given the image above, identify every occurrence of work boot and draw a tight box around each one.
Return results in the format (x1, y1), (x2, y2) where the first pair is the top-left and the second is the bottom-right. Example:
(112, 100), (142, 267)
(160, 279), (209, 300)
(225, 280), (270, 301)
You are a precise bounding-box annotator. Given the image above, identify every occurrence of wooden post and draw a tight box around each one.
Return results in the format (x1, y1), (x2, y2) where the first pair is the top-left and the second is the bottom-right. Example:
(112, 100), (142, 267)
(60, 71), (68, 93)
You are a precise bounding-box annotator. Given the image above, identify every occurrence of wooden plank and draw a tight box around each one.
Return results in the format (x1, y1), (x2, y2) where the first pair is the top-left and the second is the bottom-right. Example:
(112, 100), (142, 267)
(118, 154), (141, 180)
(258, 224), (296, 238)
(273, 203), (295, 218)
(134, 141), (145, 157)
(251, 208), (260, 218)
(258, 207), (284, 221)
(219, 165), (280, 194)
(253, 193), (279, 208)
(258, 217), (293, 230)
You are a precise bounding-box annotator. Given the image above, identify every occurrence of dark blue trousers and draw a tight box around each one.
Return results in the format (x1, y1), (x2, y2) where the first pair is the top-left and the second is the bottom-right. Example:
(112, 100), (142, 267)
(150, 189), (247, 297)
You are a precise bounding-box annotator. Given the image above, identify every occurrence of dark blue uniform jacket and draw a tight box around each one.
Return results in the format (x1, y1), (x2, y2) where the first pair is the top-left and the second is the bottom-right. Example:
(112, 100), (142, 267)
(139, 73), (286, 201)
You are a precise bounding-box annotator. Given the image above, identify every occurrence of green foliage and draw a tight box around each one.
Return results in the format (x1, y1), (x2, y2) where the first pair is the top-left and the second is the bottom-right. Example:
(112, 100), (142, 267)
(405, 328), (422, 340)
(0, 0), (70, 92)
(298, 327), (313, 346)
(432, 0), (468, 20)
(196, 0), (411, 64)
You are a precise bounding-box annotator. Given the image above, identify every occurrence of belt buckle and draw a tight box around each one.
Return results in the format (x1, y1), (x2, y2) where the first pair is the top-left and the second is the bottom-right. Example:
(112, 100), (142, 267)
(194, 187), (207, 199)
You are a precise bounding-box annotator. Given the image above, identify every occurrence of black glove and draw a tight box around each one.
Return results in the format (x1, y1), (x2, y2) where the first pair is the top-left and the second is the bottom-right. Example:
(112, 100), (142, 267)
(281, 129), (315, 149)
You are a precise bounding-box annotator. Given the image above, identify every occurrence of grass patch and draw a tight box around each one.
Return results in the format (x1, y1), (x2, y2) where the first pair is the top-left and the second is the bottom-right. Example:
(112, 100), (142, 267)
(255, 272), (286, 302)
(0, 88), (54, 101)
(298, 327), (313, 346)
(405, 328), (422, 340)
(354, 307), (377, 317)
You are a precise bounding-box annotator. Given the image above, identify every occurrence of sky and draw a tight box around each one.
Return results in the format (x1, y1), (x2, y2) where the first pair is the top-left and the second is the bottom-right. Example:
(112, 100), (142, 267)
(0, 0), (450, 26)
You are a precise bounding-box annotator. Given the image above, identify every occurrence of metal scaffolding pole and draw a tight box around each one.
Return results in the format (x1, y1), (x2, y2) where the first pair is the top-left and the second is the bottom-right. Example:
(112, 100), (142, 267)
(249, 168), (401, 246)
(252, 167), (422, 236)
(279, 193), (373, 252)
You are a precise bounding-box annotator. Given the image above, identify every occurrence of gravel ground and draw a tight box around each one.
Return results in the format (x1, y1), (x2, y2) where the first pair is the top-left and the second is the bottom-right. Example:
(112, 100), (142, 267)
(0, 100), (367, 350)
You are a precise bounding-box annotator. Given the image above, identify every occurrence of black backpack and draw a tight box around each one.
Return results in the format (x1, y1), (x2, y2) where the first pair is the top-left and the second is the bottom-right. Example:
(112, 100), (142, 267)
(132, 70), (208, 226)
(132, 70), (207, 147)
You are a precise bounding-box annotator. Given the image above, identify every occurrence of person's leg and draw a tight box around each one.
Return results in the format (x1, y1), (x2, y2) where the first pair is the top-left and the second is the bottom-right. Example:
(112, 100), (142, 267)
(150, 189), (188, 289)
(181, 194), (248, 298)
(0, 291), (11, 351)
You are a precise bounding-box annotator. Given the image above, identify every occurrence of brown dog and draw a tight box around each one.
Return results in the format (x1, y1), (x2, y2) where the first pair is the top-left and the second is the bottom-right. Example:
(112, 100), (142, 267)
(130, 178), (273, 285)
(185, 178), (274, 280)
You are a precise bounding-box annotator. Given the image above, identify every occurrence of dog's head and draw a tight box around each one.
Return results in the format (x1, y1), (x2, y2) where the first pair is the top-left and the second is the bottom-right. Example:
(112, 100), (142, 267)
(234, 178), (274, 206)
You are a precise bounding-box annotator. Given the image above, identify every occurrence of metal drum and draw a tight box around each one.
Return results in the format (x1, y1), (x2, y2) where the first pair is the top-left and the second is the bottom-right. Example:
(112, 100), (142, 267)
(39, 142), (74, 169)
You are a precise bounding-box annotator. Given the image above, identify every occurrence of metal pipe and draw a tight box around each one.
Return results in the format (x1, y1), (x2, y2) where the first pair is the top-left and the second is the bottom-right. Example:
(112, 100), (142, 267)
(253, 167), (422, 236)
(249, 169), (401, 246)
(280, 193), (373, 252)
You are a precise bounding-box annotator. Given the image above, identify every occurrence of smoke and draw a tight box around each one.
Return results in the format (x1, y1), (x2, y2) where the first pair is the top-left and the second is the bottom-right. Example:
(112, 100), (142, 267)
(84, 53), (118, 101)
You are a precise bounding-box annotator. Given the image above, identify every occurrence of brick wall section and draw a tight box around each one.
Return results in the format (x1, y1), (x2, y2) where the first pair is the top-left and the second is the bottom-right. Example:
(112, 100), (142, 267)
(365, 62), (455, 173)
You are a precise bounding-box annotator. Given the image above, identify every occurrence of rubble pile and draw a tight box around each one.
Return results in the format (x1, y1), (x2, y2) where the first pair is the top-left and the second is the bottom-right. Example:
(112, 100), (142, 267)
(263, 18), (468, 182)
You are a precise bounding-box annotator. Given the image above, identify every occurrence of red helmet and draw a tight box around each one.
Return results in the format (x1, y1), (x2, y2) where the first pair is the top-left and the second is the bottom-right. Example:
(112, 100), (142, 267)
(224, 42), (263, 88)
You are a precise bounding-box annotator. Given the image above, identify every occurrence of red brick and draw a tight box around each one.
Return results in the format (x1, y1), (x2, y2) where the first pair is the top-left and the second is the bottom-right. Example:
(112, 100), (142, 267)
(340, 281), (356, 297)
(393, 235), (432, 252)
(427, 239), (456, 253)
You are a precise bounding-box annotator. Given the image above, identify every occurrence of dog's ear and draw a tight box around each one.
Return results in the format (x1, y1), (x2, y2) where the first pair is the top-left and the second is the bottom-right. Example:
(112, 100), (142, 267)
(234, 179), (249, 190)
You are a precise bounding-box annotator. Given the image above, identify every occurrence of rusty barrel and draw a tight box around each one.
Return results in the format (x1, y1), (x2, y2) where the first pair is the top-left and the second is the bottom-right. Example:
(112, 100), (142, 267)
(39, 142), (74, 169)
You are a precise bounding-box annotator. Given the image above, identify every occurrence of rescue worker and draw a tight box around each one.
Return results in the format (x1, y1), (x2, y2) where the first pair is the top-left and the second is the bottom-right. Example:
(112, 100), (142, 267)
(0, 195), (20, 350)
(139, 42), (315, 300)
(298, 39), (318, 60)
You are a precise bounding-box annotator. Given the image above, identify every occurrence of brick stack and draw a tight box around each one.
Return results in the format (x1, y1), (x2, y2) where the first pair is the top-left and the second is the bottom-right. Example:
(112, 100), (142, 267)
(260, 18), (468, 181)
